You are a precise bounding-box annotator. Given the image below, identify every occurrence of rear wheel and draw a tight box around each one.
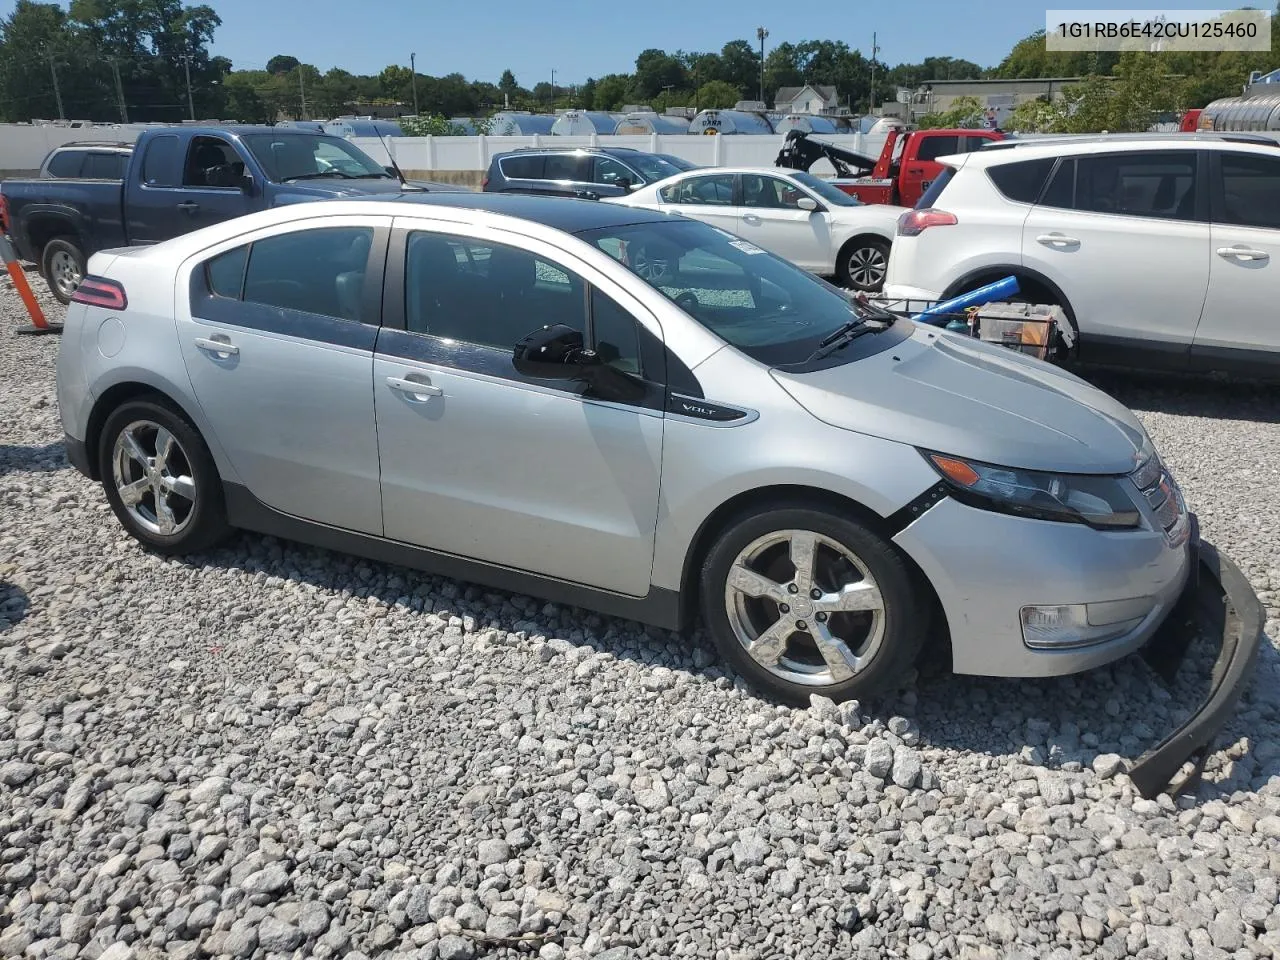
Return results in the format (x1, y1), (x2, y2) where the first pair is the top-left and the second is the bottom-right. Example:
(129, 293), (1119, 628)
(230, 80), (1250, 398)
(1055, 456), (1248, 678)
(99, 398), (230, 555)
(700, 505), (925, 704)
(41, 236), (86, 305)
(838, 238), (891, 292)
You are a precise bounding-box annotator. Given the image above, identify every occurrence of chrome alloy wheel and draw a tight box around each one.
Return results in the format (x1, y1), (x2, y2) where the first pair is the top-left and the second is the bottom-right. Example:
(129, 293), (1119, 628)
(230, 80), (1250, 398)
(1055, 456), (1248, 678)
(629, 245), (671, 283)
(724, 529), (886, 686)
(112, 420), (197, 536)
(845, 245), (887, 289)
(49, 249), (83, 300)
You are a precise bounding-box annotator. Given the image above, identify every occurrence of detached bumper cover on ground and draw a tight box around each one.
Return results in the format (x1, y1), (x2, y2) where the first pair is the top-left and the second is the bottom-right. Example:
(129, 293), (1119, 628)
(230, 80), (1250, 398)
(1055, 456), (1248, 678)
(1129, 522), (1265, 798)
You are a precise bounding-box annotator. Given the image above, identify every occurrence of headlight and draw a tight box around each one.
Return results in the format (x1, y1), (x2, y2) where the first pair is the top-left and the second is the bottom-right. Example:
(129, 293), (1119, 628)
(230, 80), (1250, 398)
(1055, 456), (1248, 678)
(924, 451), (1142, 529)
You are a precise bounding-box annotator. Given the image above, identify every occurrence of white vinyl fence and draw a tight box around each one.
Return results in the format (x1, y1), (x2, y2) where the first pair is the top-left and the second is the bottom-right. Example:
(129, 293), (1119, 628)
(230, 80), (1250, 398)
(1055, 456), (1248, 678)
(353, 133), (888, 175)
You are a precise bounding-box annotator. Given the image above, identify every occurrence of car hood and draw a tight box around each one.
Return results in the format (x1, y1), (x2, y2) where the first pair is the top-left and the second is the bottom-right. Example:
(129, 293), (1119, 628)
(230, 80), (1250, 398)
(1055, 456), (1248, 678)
(273, 178), (437, 200)
(770, 326), (1147, 474)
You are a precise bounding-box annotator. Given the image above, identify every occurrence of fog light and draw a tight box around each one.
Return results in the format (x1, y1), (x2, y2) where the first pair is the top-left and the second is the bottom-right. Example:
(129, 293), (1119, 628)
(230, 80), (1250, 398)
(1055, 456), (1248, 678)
(1020, 603), (1146, 649)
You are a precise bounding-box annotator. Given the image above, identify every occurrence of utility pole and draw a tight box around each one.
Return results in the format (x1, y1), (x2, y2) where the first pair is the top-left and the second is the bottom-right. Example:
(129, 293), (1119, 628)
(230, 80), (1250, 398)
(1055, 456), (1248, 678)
(109, 58), (128, 123)
(756, 27), (769, 105)
(47, 51), (65, 120)
(180, 54), (195, 121)
(550, 68), (556, 106)
(409, 53), (419, 116)
(869, 32), (880, 113)
(298, 68), (308, 120)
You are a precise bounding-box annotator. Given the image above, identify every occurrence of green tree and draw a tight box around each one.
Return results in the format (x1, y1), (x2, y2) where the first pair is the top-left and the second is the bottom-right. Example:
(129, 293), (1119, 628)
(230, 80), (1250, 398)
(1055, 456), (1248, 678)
(917, 94), (985, 128)
(718, 39), (760, 96)
(592, 73), (631, 111)
(695, 79), (740, 109)
(633, 47), (687, 99)
(266, 54), (299, 75)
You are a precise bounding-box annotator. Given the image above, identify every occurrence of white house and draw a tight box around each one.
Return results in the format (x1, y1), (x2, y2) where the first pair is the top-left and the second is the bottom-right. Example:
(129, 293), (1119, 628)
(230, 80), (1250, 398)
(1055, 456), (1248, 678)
(773, 84), (840, 115)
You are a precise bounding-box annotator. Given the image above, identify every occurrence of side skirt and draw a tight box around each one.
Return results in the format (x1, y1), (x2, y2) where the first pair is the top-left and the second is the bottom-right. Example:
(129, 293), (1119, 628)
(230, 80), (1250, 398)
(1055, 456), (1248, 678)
(223, 483), (684, 631)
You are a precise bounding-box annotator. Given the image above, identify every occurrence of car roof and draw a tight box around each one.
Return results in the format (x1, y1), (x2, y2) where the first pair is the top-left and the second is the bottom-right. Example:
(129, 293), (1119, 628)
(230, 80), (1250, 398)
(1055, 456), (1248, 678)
(55, 141), (134, 150)
(951, 131), (1280, 166)
(495, 146), (639, 158)
(385, 191), (675, 232)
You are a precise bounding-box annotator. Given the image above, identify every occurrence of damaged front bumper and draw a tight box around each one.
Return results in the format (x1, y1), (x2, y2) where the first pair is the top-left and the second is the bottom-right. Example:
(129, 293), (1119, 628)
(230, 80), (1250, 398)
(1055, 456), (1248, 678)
(1128, 518), (1266, 798)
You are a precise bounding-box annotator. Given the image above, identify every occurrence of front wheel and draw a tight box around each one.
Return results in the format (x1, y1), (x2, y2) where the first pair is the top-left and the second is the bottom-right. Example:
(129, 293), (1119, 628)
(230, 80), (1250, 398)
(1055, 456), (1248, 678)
(700, 505), (925, 705)
(99, 398), (231, 555)
(838, 238), (891, 292)
(41, 236), (86, 305)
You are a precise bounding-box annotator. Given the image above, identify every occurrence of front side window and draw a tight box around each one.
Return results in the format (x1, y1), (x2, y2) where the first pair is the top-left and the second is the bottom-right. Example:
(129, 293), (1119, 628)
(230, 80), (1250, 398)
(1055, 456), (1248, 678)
(580, 218), (908, 368)
(594, 156), (638, 187)
(624, 153), (687, 182)
(202, 227), (374, 322)
(1217, 152), (1280, 229)
(141, 135), (181, 187)
(742, 175), (806, 210)
(184, 136), (242, 188)
(46, 150), (83, 178)
(659, 174), (735, 205)
(917, 136), (959, 162)
(789, 170), (860, 207)
(1073, 151), (1198, 220)
(239, 134), (389, 183)
(404, 232), (586, 349)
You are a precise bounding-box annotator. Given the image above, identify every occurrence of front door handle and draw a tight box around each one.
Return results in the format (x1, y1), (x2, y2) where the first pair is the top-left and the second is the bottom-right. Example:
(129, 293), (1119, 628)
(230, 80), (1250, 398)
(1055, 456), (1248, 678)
(1037, 233), (1080, 247)
(194, 336), (238, 357)
(177, 201), (200, 214)
(1216, 245), (1270, 262)
(742, 214), (762, 224)
(386, 375), (442, 401)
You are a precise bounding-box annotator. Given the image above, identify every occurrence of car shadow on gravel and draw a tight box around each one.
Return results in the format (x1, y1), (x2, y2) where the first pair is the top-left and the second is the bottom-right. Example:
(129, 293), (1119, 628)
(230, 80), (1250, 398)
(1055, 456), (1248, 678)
(0, 441), (69, 476)
(0, 581), (30, 631)
(1081, 368), (1280, 422)
(186, 527), (1278, 803)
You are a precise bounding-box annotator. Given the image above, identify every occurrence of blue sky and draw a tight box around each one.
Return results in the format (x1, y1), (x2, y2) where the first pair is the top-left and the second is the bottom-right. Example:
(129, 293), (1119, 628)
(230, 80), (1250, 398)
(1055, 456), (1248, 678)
(2, 0), (1254, 85)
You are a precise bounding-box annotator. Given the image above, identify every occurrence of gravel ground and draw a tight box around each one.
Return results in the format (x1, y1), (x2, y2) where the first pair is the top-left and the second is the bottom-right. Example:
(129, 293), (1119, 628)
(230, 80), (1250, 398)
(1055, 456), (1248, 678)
(2, 279), (1279, 960)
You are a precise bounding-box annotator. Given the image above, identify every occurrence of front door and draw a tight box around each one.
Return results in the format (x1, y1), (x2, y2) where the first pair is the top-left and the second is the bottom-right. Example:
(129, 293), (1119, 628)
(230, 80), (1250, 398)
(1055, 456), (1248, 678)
(735, 173), (831, 272)
(1193, 150), (1280, 369)
(175, 217), (389, 534)
(127, 135), (255, 243)
(373, 220), (664, 596)
(1021, 150), (1211, 366)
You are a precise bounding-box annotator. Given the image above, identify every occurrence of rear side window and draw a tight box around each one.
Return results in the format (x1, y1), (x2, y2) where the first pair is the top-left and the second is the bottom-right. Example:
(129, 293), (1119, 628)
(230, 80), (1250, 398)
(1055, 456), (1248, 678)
(914, 167), (954, 209)
(917, 136), (959, 162)
(1217, 152), (1280, 229)
(46, 150), (83, 178)
(240, 228), (374, 322)
(1074, 151), (1198, 221)
(142, 135), (181, 187)
(543, 154), (585, 180)
(499, 155), (544, 179)
(660, 174), (735, 205)
(83, 152), (128, 180)
(987, 158), (1056, 204)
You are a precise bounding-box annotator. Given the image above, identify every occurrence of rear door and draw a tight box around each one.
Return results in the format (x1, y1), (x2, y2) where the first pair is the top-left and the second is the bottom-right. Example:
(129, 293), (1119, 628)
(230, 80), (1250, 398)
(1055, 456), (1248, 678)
(656, 173), (740, 234)
(125, 134), (187, 243)
(175, 215), (390, 533)
(1021, 149), (1211, 366)
(540, 152), (592, 197)
(1193, 150), (1280, 370)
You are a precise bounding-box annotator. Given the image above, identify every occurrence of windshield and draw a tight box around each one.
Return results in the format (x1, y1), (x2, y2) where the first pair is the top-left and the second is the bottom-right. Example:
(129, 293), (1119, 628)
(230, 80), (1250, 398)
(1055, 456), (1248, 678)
(627, 153), (690, 183)
(657, 153), (699, 171)
(578, 218), (905, 367)
(790, 171), (862, 207)
(241, 134), (391, 182)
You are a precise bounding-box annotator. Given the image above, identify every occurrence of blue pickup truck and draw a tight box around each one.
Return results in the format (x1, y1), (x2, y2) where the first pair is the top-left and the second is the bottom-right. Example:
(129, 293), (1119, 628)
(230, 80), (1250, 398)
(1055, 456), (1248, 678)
(0, 125), (466, 303)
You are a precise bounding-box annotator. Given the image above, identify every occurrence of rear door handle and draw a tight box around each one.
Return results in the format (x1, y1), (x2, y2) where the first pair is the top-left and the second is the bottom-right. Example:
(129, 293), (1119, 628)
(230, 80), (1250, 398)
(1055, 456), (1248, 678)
(194, 336), (238, 357)
(1216, 245), (1270, 262)
(1036, 233), (1080, 247)
(386, 375), (442, 401)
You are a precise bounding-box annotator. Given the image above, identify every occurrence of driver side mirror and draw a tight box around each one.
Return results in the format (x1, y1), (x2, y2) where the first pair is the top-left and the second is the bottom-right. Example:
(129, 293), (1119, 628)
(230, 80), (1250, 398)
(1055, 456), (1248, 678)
(796, 196), (818, 211)
(513, 323), (592, 380)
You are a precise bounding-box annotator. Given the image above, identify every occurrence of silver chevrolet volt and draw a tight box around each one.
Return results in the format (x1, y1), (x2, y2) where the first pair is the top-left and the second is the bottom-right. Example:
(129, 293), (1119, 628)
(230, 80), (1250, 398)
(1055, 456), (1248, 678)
(56, 193), (1195, 706)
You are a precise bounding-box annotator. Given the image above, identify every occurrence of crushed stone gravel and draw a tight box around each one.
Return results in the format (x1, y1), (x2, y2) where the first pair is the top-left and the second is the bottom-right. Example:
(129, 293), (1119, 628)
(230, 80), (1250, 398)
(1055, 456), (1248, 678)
(1, 284), (1279, 959)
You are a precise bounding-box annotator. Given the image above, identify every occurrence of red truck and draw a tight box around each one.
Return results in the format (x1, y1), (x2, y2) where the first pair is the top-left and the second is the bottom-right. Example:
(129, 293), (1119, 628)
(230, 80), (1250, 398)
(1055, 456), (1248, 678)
(775, 127), (1006, 207)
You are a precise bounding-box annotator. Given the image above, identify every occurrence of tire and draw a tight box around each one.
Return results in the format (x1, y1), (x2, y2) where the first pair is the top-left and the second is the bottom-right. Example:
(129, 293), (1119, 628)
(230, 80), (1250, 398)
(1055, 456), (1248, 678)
(837, 237), (891, 292)
(98, 397), (231, 555)
(700, 504), (926, 705)
(41, 236), (86, 305)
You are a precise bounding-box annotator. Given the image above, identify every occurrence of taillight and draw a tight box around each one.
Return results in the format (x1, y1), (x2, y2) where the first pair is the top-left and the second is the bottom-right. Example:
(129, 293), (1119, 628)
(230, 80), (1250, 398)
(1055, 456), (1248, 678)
(71, 275), (127, 310)
(0, 194), (9, 233)
(481, 175), (489, 188)
(898, 208), (958, 237)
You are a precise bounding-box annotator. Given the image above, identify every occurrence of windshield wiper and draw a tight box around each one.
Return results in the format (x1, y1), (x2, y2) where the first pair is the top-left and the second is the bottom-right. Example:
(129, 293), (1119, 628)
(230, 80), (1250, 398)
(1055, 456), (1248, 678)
(805, 312), (894, 363)
(283, 171), (356, 182)
(350, 172), (393, 179)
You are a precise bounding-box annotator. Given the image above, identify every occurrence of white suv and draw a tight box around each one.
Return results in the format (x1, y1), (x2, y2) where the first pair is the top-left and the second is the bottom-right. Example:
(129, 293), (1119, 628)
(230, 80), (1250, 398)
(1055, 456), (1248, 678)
(883, 133), (1280, 376)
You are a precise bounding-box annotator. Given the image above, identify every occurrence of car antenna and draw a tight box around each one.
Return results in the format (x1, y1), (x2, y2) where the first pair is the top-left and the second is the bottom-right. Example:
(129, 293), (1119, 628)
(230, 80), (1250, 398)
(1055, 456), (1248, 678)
(376, 129), (408, 186)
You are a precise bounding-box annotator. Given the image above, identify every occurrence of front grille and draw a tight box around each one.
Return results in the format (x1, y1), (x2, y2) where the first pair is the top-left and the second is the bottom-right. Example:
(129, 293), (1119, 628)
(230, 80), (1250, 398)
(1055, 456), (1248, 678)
(1132, 454), (1188, 544)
